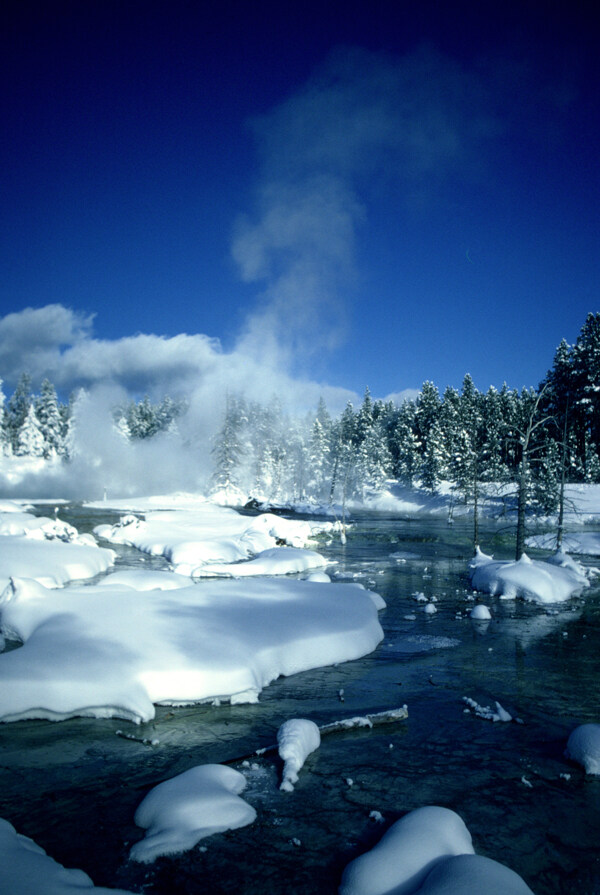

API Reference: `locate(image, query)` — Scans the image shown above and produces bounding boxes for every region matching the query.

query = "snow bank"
[0,537,115,590]
[0,576,384,723]
[565,723,600,774]
[528,531,600,556]
[94,504,331,576]
[339,806,474,895]
[339,806,534,895]
[96,570,194,590]
[469,548,589,604]
[277,719,321,791]
[470,604,492,620]
[130,764,256,863]
[194,546,328,577]
[0,817,134,894]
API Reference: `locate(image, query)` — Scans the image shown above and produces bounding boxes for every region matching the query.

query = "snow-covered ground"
[468,547,591,604]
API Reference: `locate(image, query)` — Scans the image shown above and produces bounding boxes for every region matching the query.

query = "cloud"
[0,305,94,387]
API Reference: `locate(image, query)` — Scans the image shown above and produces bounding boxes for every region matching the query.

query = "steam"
[1,45,498,499]
[233,45,496,367]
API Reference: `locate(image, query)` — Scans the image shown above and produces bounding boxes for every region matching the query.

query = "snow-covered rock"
[469,547,588,604]
[565,723,600,774]
[339,806,474,895]
[277,719,321,791]
[0,576,384,723]
[130,765,256,863]
[0,817,134,894]
[470,604,492,620]
[339,806,534,895]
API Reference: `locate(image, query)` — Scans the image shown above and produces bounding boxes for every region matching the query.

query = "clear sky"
[1,0,599,408]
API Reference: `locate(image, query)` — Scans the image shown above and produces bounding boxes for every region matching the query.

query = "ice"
[339,806,533,895]
[463,696,512,722]
[0,817,134,894]
[0,575,384,723]
[565,723,600,775]
[130,764,256,863]
[277,719,321,791]
[469,547,589,604]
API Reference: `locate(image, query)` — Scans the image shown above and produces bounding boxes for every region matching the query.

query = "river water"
[1,506,599,894]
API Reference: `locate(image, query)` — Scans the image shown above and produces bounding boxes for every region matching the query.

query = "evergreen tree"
[35,379,63,458]
[421,419,447,492]
[16,404,45,457]
[211,395,248,493]
[0,379,9,456]
[5,373,32,453]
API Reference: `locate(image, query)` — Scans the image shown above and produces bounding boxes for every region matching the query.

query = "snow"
[130,764,256,863]
[565,723,600,774]
[469,547,589,604]
[339,806,534,895]
[96,569,194,590]
[277,719,321,791]
[0,817,134,894]
[470,604,492,620]
[339,806,475,895]
[0,537,115,590]
[193,546,328,577]
[463,696,512,723]
[94,503,332,576]
[0,575,384,723]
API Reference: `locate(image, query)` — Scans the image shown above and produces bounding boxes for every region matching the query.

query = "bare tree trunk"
[515,459,528,560]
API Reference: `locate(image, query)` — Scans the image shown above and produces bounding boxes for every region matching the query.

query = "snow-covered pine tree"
[421,419,447,492]
[0,379,9,456]
[211,395,248,495]
[16,403,45,457]
[5,373,32,454]
[35,379,63,458]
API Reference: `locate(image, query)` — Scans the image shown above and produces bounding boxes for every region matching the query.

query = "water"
[1,507,600,893]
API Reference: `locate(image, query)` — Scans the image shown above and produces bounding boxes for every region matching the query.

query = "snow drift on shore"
[469,548,589,604]
[0,574,384,723]
[565,723,600,775]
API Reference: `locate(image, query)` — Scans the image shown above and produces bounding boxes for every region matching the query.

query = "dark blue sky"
[1,0,599,403]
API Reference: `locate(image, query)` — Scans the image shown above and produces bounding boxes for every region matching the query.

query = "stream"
[0,506,599,893]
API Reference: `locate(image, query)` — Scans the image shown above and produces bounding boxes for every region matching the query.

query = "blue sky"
[1,0,598,407]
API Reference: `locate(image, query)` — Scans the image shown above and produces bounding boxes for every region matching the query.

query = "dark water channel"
[1,506,599,893]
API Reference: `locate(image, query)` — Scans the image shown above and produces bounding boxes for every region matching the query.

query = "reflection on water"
[1,507,600,893]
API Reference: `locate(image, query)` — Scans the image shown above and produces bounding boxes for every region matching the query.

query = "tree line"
[0,376,185,460]
[2,313,600,524]
[210,313,600,515]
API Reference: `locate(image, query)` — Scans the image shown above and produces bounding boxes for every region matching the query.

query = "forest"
[2,313,600,516]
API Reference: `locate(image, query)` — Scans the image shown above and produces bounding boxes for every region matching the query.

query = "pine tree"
[35,379,63,458]
[5,373,32,454]
[16,404,45,457]
[211,395,248,493]
[0,379,9,456]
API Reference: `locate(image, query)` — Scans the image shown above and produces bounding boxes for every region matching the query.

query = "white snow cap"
[339,805,534,895]
[0,575,383,723]
[470,604,492,620]
[130,764,256,863]
[277,718,321,791]
[0,817,134,894]
[565,723,600,775]
[469,547,588,604]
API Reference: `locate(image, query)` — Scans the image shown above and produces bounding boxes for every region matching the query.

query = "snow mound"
[339,806,474,895]
[565,723,600,774]
[0,817,134,894]
[339,806,534,895]
[277,719,321,791]
[130,764,256,863]
[469,547,588,604]
[470,604,492,620]
[94,505,329,576]
[0,577,383,723]
[418,853,535,894]
[0,537,115,590]
[194,546,328,578]
[96,570,194,590]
